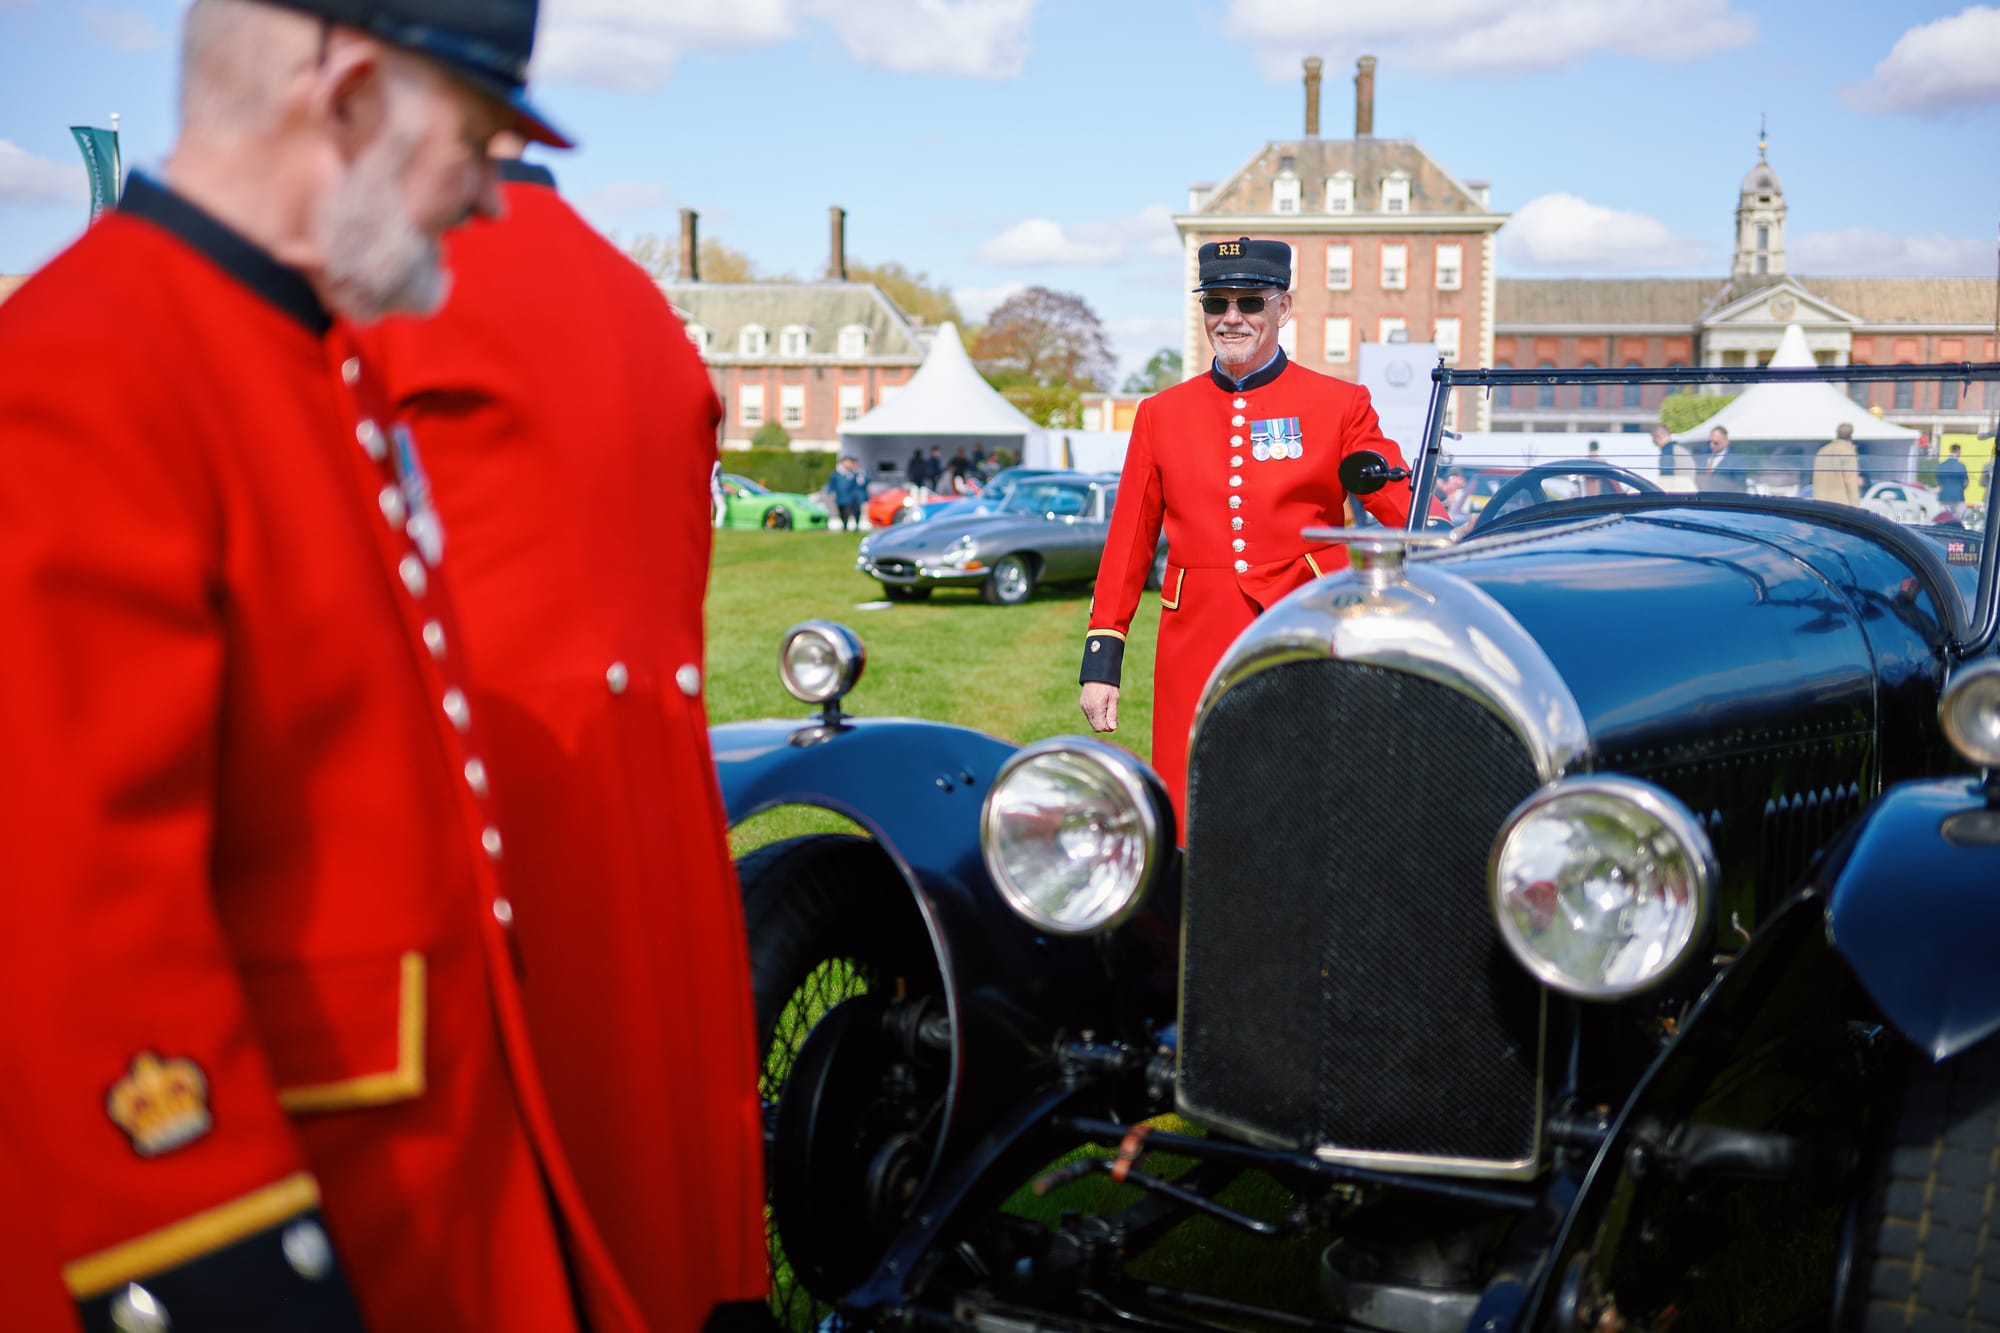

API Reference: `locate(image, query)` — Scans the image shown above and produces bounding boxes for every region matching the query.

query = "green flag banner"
[69,125,121,224]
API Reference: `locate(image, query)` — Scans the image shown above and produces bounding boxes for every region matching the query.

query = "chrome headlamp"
[981,738,1173,935]
[778,621,866,707]
[1940,659,2000,769]
[1489,777,1715,999]
[942,533,981,569]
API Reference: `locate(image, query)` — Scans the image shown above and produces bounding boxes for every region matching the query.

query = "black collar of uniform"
[497,159,557,190]
[1210,347,1288,393]
[119,173,331,335]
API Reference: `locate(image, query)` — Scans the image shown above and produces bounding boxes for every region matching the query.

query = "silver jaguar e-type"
[857,472,1137,605]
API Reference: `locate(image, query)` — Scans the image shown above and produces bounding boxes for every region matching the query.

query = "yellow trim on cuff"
[1085,629,1128,644]
[1159,568,1185,610]
[277,952,426,1114]
[1304,552,1325,579]
[63,1172,320,1298]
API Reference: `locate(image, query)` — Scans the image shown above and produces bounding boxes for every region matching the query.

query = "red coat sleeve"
[0,321,343,1325]
[1081,401,1164,686]
[1339,385,1425,528]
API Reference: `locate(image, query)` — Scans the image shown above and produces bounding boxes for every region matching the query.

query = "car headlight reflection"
[1489,778,1714,999]
[778,621,865,706]
[1940,659,2000,769]
[982,739,1172,935]
[942,534,980,569]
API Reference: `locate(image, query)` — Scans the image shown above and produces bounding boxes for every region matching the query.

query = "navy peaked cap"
[1193,237,1291,291]
[263,0,571,148]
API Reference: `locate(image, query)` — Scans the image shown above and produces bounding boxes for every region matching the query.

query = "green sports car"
[717,473,829,532]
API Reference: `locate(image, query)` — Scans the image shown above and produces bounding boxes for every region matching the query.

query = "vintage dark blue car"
[713,360,2000,1333]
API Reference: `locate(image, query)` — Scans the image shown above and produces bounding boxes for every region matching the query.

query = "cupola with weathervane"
[1732,118,1787,281]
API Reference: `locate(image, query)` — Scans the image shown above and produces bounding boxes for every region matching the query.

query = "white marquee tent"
[1671,323,1921,484]
[839,322,1041,484]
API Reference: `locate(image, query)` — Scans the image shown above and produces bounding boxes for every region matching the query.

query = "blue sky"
[4,0,1998,380]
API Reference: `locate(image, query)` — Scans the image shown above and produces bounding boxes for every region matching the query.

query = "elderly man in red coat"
[1080,238,1424,829]
[359,147,767,1333]
[0,2,665,1330]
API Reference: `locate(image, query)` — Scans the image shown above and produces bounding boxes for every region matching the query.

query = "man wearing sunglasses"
[1079,237,1425,830]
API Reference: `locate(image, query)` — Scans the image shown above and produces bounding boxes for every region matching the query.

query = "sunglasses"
[1200,295,1271,315]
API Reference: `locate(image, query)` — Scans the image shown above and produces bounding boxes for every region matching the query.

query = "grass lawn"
[707,527,1164,854]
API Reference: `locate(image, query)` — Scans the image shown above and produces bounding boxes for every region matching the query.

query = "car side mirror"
[1340,450,1411,496]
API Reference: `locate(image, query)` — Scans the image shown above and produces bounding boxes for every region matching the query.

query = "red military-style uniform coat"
[1082,352,1420,829]
[357,168,767,1333]
[0,176,640,1332]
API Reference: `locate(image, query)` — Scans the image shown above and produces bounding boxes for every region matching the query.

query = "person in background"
[1701,425,1749,494]
[1079,237,1428,829]
[831,454,869,530]
[360,140,768,1333]
[906,445,930,491]
[1937,442,1969,519]
[0,1,650,1328]
[1813,422,1863,506]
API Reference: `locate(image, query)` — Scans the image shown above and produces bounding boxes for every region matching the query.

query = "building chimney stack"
[677,207,699,281]
[1355,55,1376,138]
[828,205,848,281]
[1303,57,1323,137]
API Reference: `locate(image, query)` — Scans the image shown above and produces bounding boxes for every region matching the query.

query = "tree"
[847,260,964,328]
[1659,392,1739,434]
[970,286,1115,394]
[1122,347,1183,394]
[750,421,791,450]
[620,233,766,283]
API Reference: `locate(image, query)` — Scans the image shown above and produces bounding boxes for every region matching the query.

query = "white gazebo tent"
[839,322,1040,485]
[1673,323,1922,487]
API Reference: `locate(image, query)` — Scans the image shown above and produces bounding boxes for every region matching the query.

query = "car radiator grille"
[872,559,918,577]
[1179,658,1546,1168]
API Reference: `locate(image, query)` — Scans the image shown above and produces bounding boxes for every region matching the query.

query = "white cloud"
[535,0,1035,92]
[972,203,1178,268]
[577,179,674,223]
[1792,227,1992,276]
[0,140,87,207]
[1227,0,1754,79]
[86,6,168,51]
[1109,314,1186,382]
[952,281,1024,322]
[1498,192,1709,273]
[1841,6,2000,114]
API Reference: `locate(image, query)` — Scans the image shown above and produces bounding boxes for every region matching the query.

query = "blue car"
[718,358,2000,1333]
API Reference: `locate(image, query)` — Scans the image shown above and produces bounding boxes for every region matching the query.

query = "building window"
[1850,379,1871,407]
[1379,316,1408,344]
[1494,360,1513,408]
[1623,361,1643,408]
[685,323,712,354]
[1325,173,1353,213]
[1381,174,1411,214]
[1381,244,1407,291]
[1325,243,1351,291]
[1579,361,1599,408]
[1894,366,1914,410]
[1756,224,1769,249]
[1272,172,1301,214]
[1537,361,1555,408]
[1435,243,1462,291]
[738,324,768,357]
[1942,378,1959,409]
[739,384,764,426]
[780,384,805,427]
[779,325,812,357]
[837,325,870,358]
[839,384,865,421]
[1324,317,1352,363]
[1434,318,1461,364]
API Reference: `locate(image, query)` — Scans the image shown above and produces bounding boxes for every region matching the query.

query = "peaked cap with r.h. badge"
[1193,236,1292,292]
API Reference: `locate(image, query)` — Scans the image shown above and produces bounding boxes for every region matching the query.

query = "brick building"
[1173,56,1508,434]
[659,207,928,451]
[1490,140,1999,436]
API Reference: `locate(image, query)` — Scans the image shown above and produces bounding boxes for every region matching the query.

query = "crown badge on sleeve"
[107,1052,213,1157]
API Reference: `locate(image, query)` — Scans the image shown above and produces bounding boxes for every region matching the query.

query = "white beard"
[313,116,449,324]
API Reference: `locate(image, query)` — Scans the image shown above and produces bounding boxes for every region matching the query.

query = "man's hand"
[1080,681,1119,733]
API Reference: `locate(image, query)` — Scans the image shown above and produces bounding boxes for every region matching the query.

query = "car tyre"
[1839,1035,2000,1330]
[737,834,943,1330]
[880,583,932,602]
[981,554,1036,606]
[762,506,794,531]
